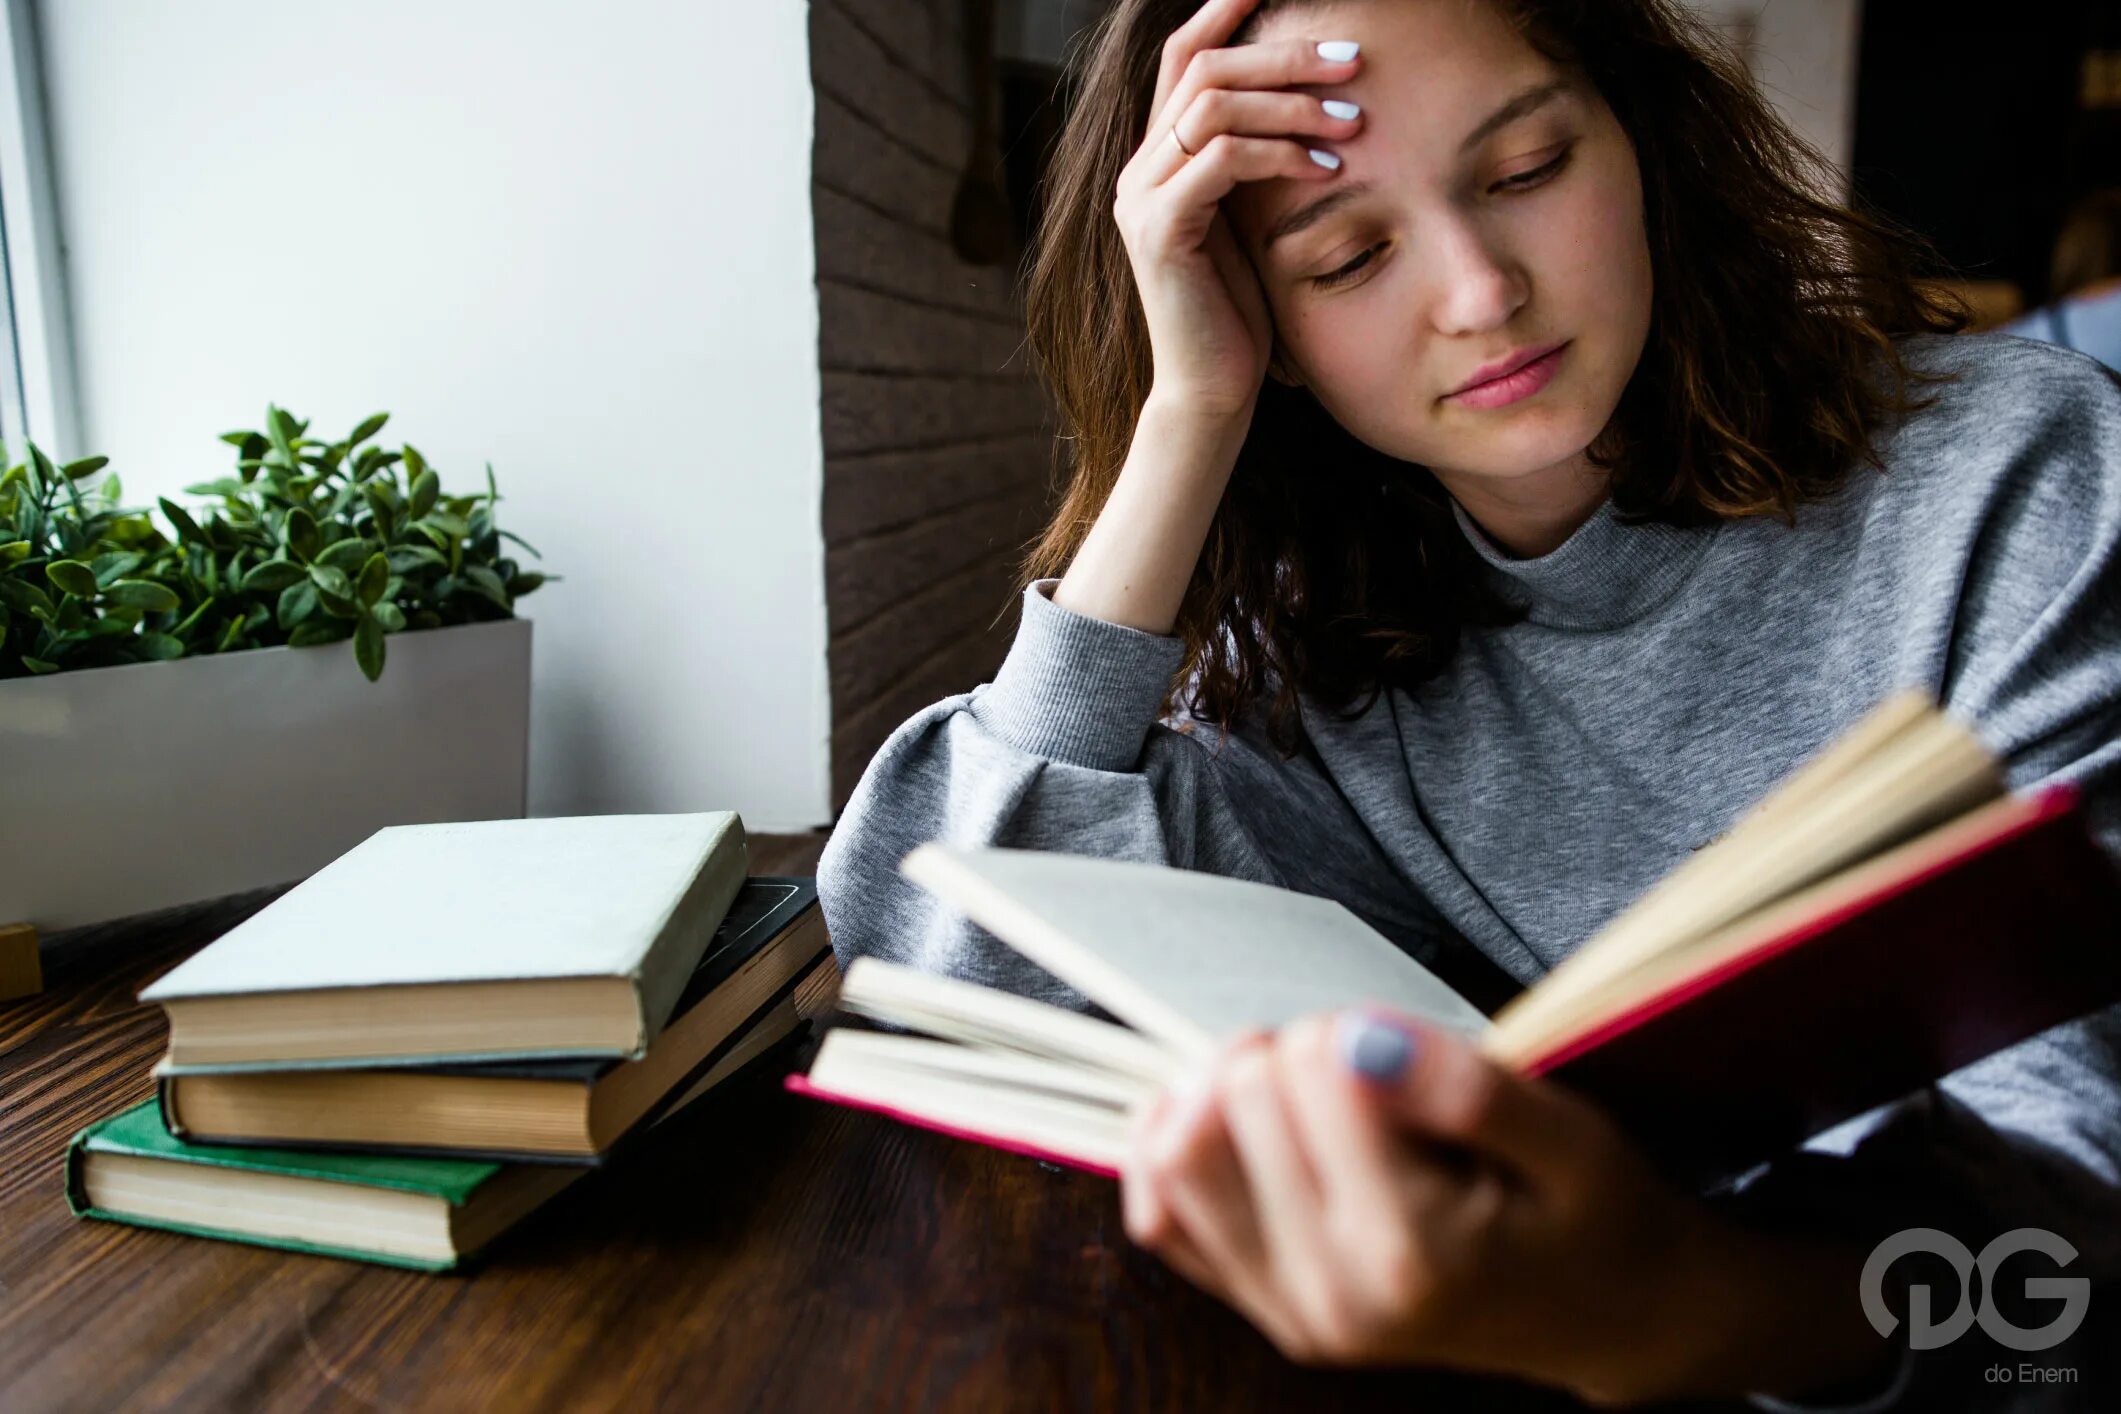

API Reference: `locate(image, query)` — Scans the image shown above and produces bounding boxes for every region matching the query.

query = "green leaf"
[308,564,354,600]
[348,412,389,446]
[403,444,427,483]
[0,539,33,568]
[461,565,512,611]
[316,537,374,574]
[171,598,215,640]
[419,510,469,539]
[22,655,59,673]
[159,497,206,546]
[287,620,349,647]
[356,551,388,606]
[386,544,447,572]
[216,614,249,652]
[104,579,181,612]
[285,505,321,561]
[409,467,439,520]
[45,559,100,597]
[0,577,56,620]
[267,405,301,459]
[353,612,385,681]
[362,484,396,541]
[276,579,318,630]
[239,558,308,593]
[373,601,406,632]
[182,478,252,500]
[61,455,110,481]
[89,551,145,586]
[136,631,185,661]
[505,571,546,595]
[219,430,256,447]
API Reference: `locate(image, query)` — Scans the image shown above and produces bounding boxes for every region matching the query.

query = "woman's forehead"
[1219,25,1578,252]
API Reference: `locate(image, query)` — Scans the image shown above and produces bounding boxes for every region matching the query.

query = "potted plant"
[0,408,559,936]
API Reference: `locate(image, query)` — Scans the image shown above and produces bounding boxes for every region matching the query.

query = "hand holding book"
[1114,1008,1903,1405]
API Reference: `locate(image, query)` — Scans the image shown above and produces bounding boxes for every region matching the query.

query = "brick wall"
[811,0,1059,812]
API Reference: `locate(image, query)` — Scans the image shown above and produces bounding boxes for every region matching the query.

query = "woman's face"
[1222,0,1654,495]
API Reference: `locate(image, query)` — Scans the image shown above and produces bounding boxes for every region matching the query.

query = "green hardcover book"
[65,1099,580,1271]
[66,968,824,1271]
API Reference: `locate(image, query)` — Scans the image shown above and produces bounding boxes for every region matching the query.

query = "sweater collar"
[1447,491,1719,631]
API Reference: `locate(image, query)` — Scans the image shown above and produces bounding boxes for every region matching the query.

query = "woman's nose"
[1427,221,1529,336]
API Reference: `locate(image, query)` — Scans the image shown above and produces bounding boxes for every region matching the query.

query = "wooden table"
[0,837,1664,1411]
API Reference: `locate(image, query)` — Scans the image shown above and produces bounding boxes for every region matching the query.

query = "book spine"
[62,1130,93,1218]
[156,1077,189,1141]
[632,833,751,1052]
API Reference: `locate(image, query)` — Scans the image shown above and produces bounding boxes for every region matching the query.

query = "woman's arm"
[1052,391,1251,634]
[817,574,1446,1011]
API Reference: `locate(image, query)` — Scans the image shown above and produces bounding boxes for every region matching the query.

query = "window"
[0,0,79,462]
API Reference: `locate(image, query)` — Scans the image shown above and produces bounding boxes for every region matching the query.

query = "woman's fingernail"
[1316,40,1360,62]
[1337,1013,1413,1081]
[1307,148,1341,170]
[1321,99,1361,120]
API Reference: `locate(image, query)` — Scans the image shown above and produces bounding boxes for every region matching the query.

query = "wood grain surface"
[0,835,1617,1412]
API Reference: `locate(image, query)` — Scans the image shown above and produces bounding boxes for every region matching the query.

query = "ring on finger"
[1170,121,1196,158]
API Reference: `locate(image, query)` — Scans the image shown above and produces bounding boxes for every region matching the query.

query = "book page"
[901,847,1491,1064]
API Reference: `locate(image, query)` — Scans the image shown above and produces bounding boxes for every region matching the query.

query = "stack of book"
[66,812,837,1270]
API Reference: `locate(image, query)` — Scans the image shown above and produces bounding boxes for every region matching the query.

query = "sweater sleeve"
[1731,346,2121,1411]
[815,578,1449,1012]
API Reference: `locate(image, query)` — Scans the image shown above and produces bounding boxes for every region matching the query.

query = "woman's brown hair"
[1018,0,1970,753]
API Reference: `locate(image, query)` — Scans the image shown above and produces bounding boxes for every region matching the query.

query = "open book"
[788,693,2121,1183]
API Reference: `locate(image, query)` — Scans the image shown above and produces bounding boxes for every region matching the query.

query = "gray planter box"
[0,617,530,933]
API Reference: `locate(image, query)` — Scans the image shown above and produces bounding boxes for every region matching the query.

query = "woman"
[817,0,2121,1406]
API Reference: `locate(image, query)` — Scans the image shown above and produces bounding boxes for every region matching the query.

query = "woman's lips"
[1445,341,1570,410]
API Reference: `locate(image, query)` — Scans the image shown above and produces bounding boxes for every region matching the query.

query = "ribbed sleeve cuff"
[970,578,1188,772]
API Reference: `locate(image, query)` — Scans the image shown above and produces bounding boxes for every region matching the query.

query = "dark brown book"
[163,879,835,1163]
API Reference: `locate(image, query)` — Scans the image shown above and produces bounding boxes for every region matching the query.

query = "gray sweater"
[817,331,2121,1408]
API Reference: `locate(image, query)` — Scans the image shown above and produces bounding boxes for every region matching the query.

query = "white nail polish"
[1308,148,1341,170]
[1322,99,1361,120]
[1316,40,1360,62]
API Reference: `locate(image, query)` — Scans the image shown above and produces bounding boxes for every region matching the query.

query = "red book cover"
[1528,784,2121,1183]
[787,786,2121,1185]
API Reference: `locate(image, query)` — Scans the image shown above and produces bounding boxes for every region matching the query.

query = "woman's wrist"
[1054,391,1252,635]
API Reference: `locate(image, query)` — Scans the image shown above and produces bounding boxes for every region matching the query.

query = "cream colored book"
[144,812,749,1071]
[789,694,2121,1180]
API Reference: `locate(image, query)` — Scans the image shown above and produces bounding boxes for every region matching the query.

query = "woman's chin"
[1415,411,1608,484]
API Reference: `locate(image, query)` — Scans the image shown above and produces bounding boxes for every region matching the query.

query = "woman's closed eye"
[1308,144,1578,291]
[1491,142,1575,195]
[1313,243,1387,290]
